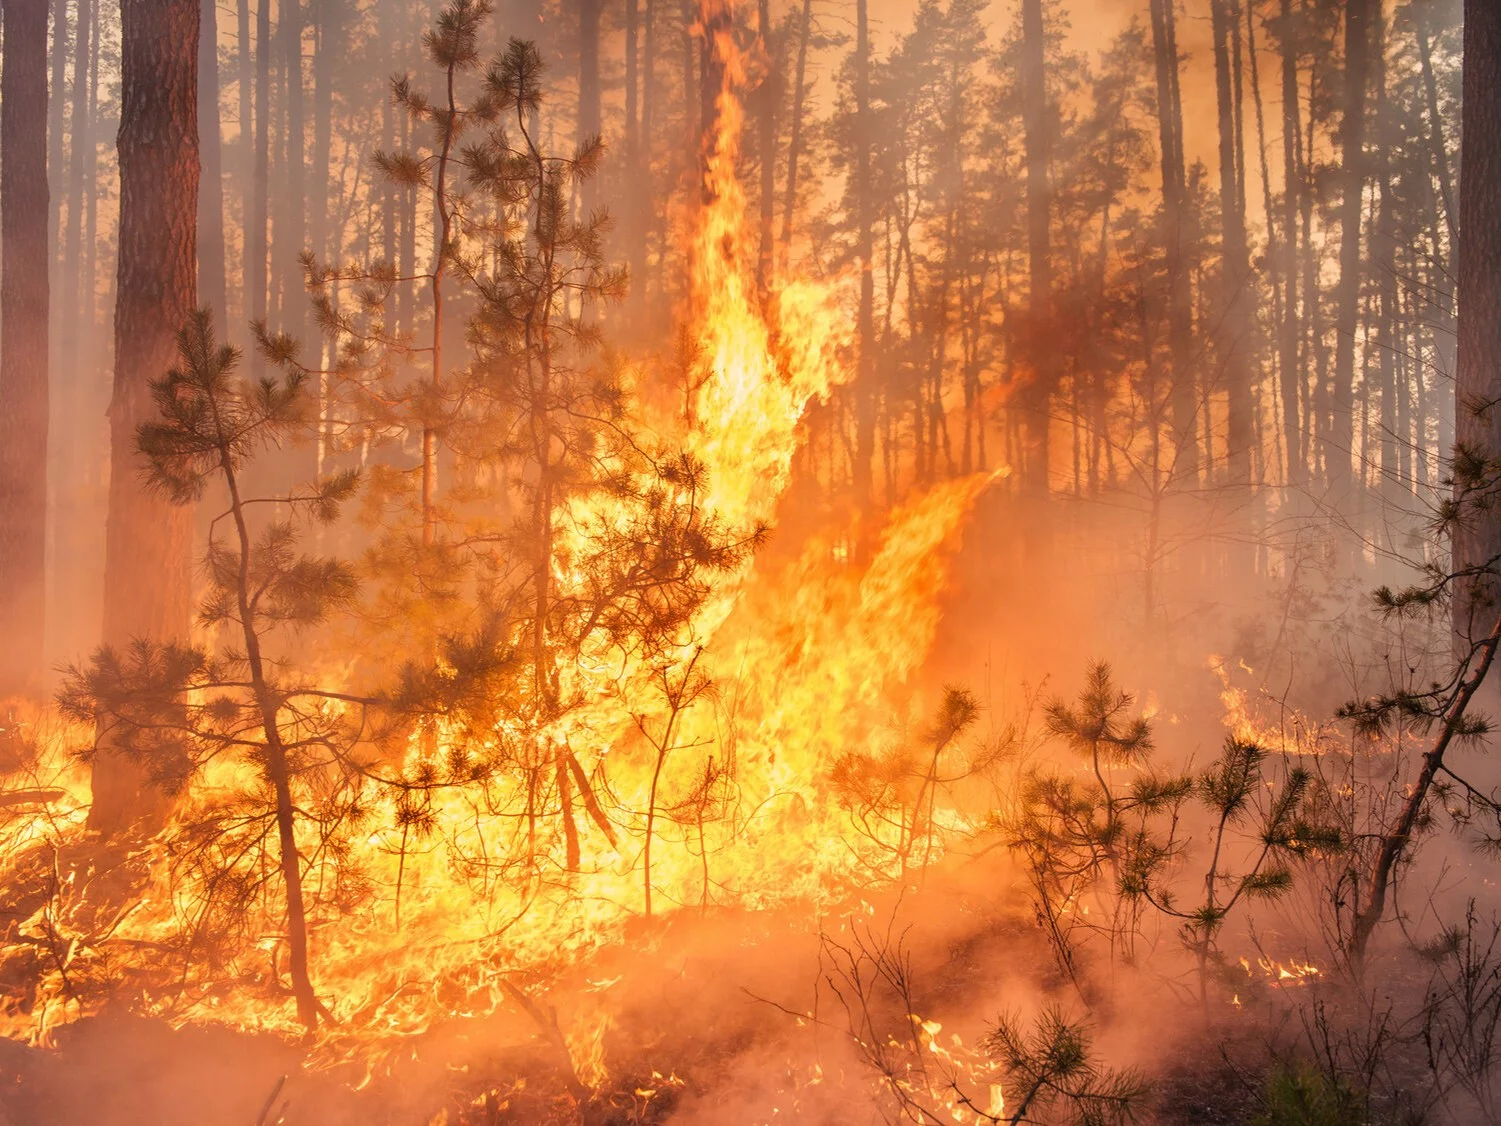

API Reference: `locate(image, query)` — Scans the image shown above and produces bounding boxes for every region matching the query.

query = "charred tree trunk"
[1453,0,1501,641]
[1020,0,1051,496]
[198,0,227,326]
[93,0,200,833]
[0,0,52,692]
[1330,0,1371,498]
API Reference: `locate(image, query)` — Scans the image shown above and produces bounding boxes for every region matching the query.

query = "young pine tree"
[62,312,362,1032]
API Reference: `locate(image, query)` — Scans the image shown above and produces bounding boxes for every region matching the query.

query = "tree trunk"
[0,0,52,692]
[625,0,641,310]
[852,0,876,512]
[93,0,200,833]
[639,0,656,310]
[1149,0,1197,482]
[198,0,227,325]
[250,0,270,373]
[236,0,251,322]
[779,0,811,271]
[1020,0,1051,496]
[46,0,67,280]
[1276,0,1303,486]
[578,0,602,214]
[1330,0,1371,498]
[54,0,93,660]
[312,0,335,260]
[755,0,775,294]
[1371,2,1398,499]
[1211,0,1254,487]
[278,0,304,330]
[1453,0,1501,641]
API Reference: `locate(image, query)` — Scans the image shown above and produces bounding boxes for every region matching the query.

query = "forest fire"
[0,0,998,1088]
[1,0,1500,1121]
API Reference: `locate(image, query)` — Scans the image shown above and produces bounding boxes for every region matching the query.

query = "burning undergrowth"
[0,1,1495,1123]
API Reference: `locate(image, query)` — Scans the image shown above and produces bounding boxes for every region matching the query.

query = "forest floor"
[0,851,1375,1126]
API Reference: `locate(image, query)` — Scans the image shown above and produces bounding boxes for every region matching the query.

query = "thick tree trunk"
[0,0,52,692]
[1453,0,1501,641]
[1330,0,1371,497]
[1020,0,1051,495]
[93,0,199,833]
[198,0,227,325]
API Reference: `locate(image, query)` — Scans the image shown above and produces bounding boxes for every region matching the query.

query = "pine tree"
[64,311,362,1032]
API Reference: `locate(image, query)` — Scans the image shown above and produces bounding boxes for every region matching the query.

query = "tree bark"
[0,0,52,692]
[93,0,200,833]
[1453,0,1501,641]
